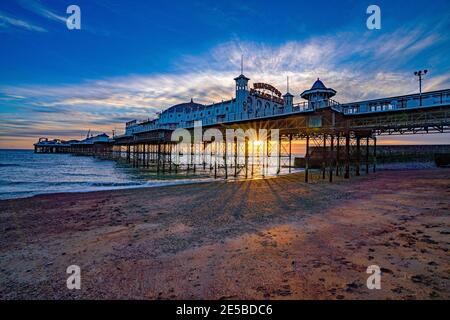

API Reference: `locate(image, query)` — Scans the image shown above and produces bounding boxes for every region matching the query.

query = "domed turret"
[300,78,336,109]
[311,78,327,90]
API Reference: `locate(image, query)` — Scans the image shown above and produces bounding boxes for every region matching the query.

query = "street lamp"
[414,69,428,106]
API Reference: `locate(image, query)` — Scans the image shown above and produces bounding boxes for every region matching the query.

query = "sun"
[253,140,264,147]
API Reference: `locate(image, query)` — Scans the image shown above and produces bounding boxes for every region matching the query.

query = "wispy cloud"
[0,0,71,33]
[17,0,66,23]
[0,10,46,32]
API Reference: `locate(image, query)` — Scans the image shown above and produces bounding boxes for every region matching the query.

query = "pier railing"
[340,89,450,115]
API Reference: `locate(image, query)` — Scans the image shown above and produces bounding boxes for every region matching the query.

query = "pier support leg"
[322,134,326,179]
[251,140,254,177]
[169,144,173,173]
[224,141,228,179]
[366,137,369,174]
[234,138,238,178]
[152,144,155,164]
[203,142,206,170]
[162,144,166,173]
[277,135,281,175]
[260,134,264,177]
[265,133,270,177]
[186,142,190,173]
[345,134,350,179]
[174,143,178,174]
[305,135,310,183]
[336,134,340,176]
[143,144,146,168]
[157,143,161,174]
[136,145,139,166]
[214,142,218,179]
[245,137,249,178]
[210,143,213,171]
[134,144,138,168]
[148,144,151,168]
[192,143,196,173]
[356,137,361,176]
[149,144,152,164]
[131,145,134,167]
[373,137,377,173]
[144,144,147,168]
[288,134,292,174]
[137,144,140,168]
[329,135,334,183]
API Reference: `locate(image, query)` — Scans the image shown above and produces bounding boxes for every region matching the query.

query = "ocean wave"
[0,163,20,167]
[87,181,144,187]
[0,180,138,187]
[0,178,216,200]
[0,180,29,186]
[64,172,103,177]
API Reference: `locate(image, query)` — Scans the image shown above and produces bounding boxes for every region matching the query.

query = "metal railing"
[341,89,450,115]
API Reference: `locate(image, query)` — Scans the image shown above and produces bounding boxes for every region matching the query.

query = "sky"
[0,0,449,149]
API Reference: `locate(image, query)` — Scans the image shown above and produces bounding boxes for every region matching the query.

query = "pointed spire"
[283,76,294,98]
[234,55,250,82]
[241,54,244,75]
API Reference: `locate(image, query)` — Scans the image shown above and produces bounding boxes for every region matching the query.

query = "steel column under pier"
[345,134,350,179]
[329,135,334,183]
[373,137,377,173]
[356,137,361,176]
[305,135,310,183]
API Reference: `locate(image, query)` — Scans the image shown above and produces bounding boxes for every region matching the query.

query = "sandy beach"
[0,169,449,300]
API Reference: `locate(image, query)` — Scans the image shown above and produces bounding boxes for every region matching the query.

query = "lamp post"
[414,69,428,106]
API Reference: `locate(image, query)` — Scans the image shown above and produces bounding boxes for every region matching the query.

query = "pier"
[34,75,450,183]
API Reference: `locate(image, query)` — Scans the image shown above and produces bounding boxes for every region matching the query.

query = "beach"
[0,168,449,300]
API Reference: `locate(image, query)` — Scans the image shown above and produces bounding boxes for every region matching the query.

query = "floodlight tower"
[414,69,428,106]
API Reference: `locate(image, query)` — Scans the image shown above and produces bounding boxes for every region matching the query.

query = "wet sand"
[0,169,449,299]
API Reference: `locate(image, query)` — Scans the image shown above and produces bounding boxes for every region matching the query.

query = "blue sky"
[0,0,449,148]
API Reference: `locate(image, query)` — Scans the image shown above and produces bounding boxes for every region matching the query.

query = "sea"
[0,149,301,200]
[0,149,216,200]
